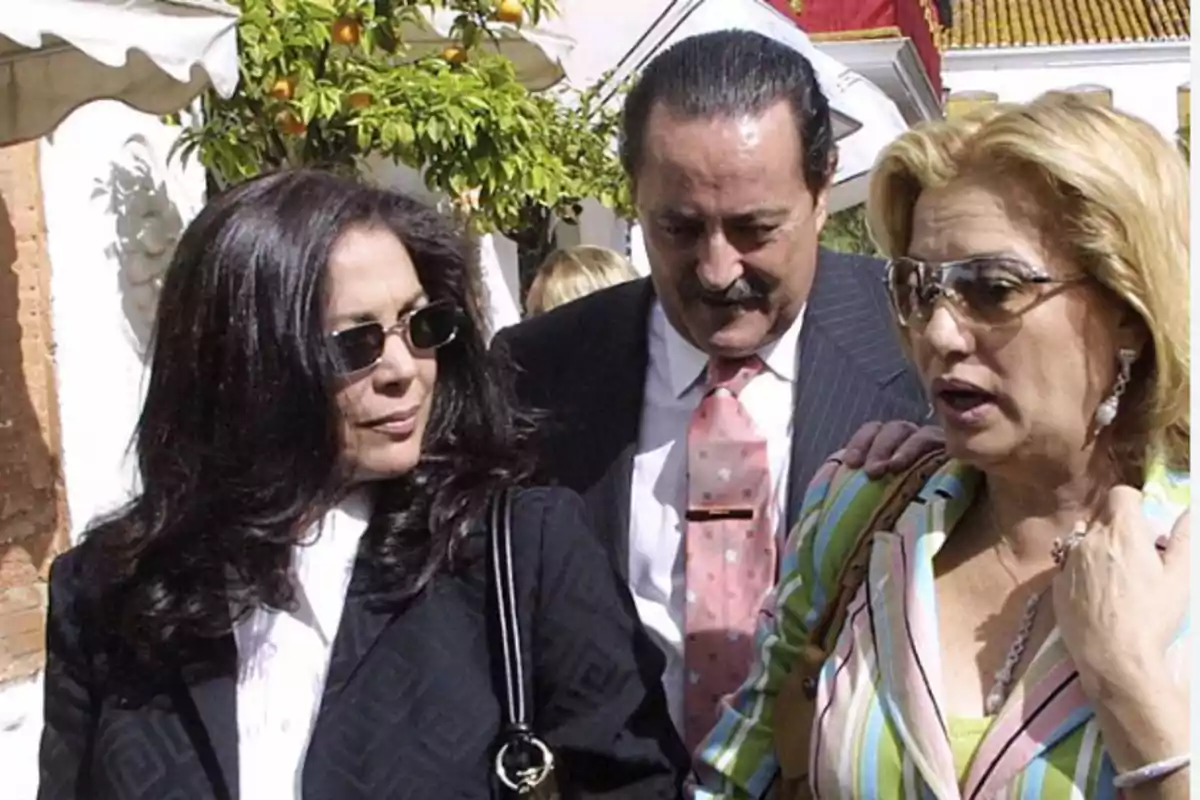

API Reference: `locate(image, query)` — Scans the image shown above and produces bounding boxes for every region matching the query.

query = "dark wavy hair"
[84,169,534,670]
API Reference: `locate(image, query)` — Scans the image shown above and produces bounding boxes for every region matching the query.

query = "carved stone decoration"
[93,131,202,357]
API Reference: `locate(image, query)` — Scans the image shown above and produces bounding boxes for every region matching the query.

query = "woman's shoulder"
[509,485,587,520]
[42,533,119,670]
[498,485,610,571]
[789,451,973,581]
[506,485,593,545]
[47,533,109,604]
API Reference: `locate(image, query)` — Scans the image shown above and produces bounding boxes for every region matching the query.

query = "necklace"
[983,589,1044,715]
[982,521,1088,715]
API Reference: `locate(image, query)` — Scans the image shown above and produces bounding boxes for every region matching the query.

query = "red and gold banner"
[766,0,944,96]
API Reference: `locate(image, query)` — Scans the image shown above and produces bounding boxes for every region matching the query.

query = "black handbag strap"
[490,487,528,728]
[488,488,555,795]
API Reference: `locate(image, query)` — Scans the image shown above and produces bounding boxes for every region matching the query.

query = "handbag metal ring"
[495,736,556,792]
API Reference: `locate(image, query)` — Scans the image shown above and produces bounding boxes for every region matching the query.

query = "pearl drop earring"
[1094,347,1136,429]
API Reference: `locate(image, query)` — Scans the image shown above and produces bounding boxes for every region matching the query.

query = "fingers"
[884,425,946,473]
[1103,485,1144,524]
[840,421,883,468]
[860,421,919,478]
[1096,485,1149,550]
[1098,488,1188,576]
[842,421,946,478]
[1163,508,1191,576]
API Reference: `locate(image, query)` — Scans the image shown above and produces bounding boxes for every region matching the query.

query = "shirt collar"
[294,488,372,641]
[655,300,806,399]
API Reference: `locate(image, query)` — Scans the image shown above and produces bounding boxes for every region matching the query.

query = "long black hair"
[85,169,534,670]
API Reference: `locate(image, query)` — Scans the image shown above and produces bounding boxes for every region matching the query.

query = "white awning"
[401,10,575,91]
[0,0,240,147]
[542,0,927,210]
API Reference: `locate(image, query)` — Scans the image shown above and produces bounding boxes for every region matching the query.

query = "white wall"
[40,103,207,542]
[0,673,42,800]
[943,45,1190,140]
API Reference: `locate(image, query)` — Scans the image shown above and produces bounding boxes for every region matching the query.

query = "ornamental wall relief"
[93,132,203,357]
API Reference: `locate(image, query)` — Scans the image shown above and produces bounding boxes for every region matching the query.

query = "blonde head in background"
[867,90,1188,477]
[525,245,641,316]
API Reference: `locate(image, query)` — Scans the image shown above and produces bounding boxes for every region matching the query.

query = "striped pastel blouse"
[694,454,1190,800]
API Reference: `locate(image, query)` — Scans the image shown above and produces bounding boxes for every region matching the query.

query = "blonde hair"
[868,91,1189,472]
[524,246,640,315]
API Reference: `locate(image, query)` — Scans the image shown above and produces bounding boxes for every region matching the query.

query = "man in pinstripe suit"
[492,30,937,741]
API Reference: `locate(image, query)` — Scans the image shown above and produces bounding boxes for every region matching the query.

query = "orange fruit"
[494,0,523,24]
[268,77,296,100]
[346,91,373,109]
[331,17,362,46]
[442,45,468,64]
[275,110,307,136]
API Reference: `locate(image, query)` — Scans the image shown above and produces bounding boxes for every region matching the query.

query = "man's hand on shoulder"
[841,420,945,479]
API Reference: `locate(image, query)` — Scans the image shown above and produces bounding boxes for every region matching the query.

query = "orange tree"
[174,0,631,285]
[819,204,879,257]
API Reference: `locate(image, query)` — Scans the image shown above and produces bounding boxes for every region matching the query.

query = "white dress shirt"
[628,301,803,732]
[233,490,371,799]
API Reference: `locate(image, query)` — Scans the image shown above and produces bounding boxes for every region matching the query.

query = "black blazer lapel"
[180,635,239,800]
[321,573,406,698]
[786,249,929,527]
[577,279,653,579]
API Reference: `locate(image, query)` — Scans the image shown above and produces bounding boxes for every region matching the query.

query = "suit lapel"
[180,635,239,800]
[787,249,923,527]
[579,279,652,579]
[176,566,405,799]
[322,569,406,697]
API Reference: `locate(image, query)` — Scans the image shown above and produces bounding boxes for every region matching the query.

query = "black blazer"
[492,249,930,574]
[37,488,689,799]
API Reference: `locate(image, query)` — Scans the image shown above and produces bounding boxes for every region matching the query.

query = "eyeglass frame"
[883,254,1090,330]
[327,299,462,376]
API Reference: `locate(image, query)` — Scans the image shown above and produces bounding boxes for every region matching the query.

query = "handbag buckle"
[495,732,556,793]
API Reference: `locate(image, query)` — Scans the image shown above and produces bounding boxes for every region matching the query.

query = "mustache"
[682,272,773,304]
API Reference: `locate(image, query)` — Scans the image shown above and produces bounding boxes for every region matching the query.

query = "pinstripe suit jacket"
[695,456,1191,800]
[492,248,930,575]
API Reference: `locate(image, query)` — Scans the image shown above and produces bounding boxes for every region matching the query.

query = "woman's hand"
[1052,487,1189,691]
[1052,486,1190,794]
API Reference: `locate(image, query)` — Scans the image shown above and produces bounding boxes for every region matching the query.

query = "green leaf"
[194,0,633,234]
[819,204,879,256]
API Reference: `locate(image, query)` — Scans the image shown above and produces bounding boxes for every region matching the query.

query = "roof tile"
[944,0,1191,48]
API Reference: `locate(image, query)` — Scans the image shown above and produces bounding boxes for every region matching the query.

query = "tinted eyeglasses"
[885,255,1088,329]
[329,301,461,375]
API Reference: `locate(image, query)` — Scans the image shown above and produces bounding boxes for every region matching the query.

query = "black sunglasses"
[329,301,461,374]
[885,255,1088,329]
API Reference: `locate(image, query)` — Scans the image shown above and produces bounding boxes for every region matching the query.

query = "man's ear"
[812,149,839,232]
[813,184,831,233]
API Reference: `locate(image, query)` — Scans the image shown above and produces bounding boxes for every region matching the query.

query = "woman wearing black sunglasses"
[37,169,688,799]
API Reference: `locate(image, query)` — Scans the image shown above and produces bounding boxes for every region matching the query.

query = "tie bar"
[685,507,755,522]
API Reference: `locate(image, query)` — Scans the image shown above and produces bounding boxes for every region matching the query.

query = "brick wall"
[0,143,68,683]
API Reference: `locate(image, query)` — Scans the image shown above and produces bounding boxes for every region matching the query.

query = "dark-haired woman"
[37,169,688,800]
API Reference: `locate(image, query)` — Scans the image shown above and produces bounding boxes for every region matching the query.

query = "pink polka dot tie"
[682,356,776,752]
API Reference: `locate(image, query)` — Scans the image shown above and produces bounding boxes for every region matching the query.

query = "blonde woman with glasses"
[694,92,1190,800]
